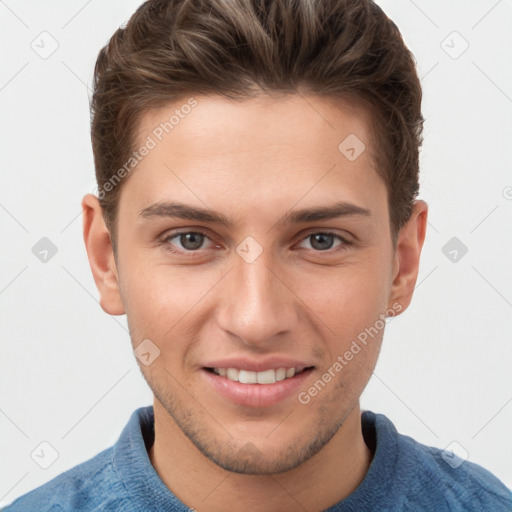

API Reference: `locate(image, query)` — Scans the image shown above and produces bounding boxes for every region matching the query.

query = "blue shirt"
[3,406,511,511]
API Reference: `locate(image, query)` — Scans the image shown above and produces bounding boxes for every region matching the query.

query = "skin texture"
[82,93,428,512]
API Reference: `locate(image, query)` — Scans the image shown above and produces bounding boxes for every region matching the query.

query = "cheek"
[119,260,218,345]
[296,256,391,340]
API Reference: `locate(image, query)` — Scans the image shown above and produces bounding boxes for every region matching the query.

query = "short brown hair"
[91,0,423,250]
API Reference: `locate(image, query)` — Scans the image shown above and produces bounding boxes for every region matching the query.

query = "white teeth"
[286,368,296,378]
[257,369,276,384]
[213,367,304,384]
[239,370,257,384]
[226,368,239,381]
[275,368,286,381]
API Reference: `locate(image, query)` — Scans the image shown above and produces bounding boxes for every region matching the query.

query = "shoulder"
[1,446,131,512]
[397,428,512,511]
[360,411,512,511]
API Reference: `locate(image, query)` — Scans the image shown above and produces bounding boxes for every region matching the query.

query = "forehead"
[137,93,375,163]
[120,93,386,223]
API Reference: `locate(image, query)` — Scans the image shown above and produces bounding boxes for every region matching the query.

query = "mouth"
[205,366,312,384]
[202,365,315,407]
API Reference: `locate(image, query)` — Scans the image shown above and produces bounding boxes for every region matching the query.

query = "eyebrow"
[138,200,371,227]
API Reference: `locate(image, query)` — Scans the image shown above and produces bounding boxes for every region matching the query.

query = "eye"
[297,232,350,252]
[163,231,216,253]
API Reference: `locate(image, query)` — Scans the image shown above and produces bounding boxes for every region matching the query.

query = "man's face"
[114,94,399,474]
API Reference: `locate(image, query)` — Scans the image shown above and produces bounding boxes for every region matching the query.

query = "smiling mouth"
[205,366,314,384]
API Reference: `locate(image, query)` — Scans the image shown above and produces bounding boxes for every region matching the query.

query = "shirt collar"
[113,406,402,511]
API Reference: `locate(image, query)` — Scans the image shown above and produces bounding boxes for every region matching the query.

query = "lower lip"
[202,368,314,408]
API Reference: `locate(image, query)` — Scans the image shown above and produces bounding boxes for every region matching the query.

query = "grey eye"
[297,232,345,252]
[176,232,205,250]
[309,233,336,251]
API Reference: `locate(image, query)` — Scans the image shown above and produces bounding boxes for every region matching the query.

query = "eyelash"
[160,230,352,256]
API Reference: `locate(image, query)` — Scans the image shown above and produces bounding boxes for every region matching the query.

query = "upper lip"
[202,357,314,373]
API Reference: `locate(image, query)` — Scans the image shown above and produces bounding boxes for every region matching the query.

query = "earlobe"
[82,194,125,316]
[388,200,428,314]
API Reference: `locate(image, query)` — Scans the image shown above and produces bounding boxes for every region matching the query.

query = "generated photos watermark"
[93,97,198,200]
[298,301,403,405]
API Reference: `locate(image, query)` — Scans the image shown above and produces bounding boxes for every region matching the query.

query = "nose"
[216,248,299,348]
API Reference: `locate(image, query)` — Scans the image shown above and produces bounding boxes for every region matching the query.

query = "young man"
[4,0,511,510]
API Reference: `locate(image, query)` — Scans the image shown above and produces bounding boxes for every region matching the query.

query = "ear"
[388,200,428,313]
[82,194,125,315]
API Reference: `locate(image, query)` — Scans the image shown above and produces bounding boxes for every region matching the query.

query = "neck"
[148,400,373,512]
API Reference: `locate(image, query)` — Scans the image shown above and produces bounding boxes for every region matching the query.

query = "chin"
[149,373,350,475]
[194,439,317,475]
[176,411,345,475]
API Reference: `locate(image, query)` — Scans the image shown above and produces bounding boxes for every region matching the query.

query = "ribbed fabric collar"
[326,409,403,511]
[113,406,400,511]
[113,406,189,511]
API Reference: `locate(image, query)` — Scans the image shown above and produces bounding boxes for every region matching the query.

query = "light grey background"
[1,0,511,506]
